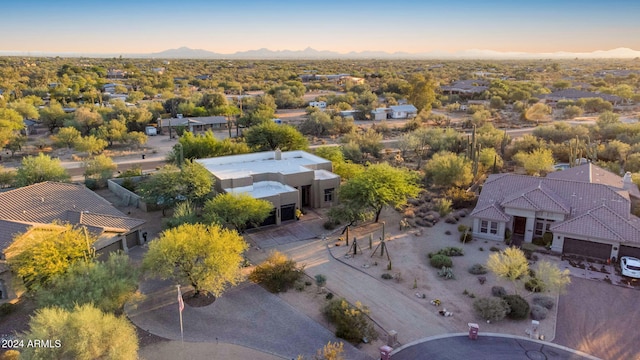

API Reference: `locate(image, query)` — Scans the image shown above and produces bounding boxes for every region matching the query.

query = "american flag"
[178,286,184,313]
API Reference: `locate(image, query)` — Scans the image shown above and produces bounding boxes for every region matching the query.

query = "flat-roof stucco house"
[196,150,340,226]
[470,163,640,260]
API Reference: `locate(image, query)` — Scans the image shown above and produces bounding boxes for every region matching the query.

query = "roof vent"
[41,197,44,202]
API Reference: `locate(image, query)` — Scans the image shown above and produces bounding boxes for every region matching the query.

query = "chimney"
[275,148,282,160]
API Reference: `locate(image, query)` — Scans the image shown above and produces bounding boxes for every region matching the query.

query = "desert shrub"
[491,286,507,297]
[430,254,453,268]
[323,298,378,343]
[503,294,530,320]
[429,247,464,258]
[525,278,546,293]
[249,251,303,293]
[473,297,510,322]
[489,246,500,252]
[326,293,334,300]
[457,224,469,233]
[437,266,455,279]
[381,273,393,280]
[434,198,453,216]
[504,228,512,244]
[460,232,473,243]
[315,274,327,287]
[0,303,14,317]
[530,304,548,320]
[532,295,555,310]
[542,232,553,246]
[305,280,312,286]
[445,230,452,235]
[323,220,339,230]
[445,187,477,208]
[468,264,488,275]
[294,280,306,291]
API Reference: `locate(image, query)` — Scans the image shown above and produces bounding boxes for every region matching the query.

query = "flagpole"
[177,285,184,346]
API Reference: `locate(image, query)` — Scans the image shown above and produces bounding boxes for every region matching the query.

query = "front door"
[513,216,526,235]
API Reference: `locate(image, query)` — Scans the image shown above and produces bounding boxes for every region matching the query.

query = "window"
[534,219,555,237]
[480,220,498,235]
[480,220,489,233]
[324,188,334,202]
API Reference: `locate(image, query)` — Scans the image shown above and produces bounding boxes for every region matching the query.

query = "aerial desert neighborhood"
[2,1,640,360]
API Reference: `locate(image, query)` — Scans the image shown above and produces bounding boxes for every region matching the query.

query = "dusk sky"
[2,0,639,55]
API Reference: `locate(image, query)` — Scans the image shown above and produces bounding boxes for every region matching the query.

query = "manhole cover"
[526,350,547,360]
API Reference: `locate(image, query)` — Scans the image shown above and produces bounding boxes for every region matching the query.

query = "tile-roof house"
[0,182,146,302]
[0,182,145,261]
[470,163,640,260]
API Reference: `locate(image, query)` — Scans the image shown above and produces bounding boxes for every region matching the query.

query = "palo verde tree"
[244,121,308,151]
[21,304,138,360]
[6,224,96,291]
[204,192,272,233]
[487,247,570,296]
[143,223,248,297]
[35,253,139,313]
[14,153,70,187]
[338,162,420,222]
[486,247,529,295]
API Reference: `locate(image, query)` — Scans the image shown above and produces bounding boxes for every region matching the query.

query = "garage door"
[96,240,123,261]
[126,231,139,248]
[619,245,640,259]
[563,238,611,259]
[280,204,296,222]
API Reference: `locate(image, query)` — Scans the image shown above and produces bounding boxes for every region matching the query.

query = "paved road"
[392,334,600,360]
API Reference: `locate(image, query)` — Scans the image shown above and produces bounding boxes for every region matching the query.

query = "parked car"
[620,256,640,278]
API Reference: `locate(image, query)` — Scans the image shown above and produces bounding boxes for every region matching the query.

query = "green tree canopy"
[21,304,138,360]
[6,224,96,290]
[244,122,308,151]
[14,153,70,187]
[339,163,420,222]
[36,253,139,312]
[486,247,529,295]
[143,223,248,297]
[513,148,555,176]
[52,126,81,148]
[73,134,108,156]
[408,74,436,113]
[84,154,117,188]
[204,192,272,233]
[137,162,214,210]
[424,151,473,188]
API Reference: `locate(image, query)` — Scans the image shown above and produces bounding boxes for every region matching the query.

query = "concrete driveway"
[127,280,371,360]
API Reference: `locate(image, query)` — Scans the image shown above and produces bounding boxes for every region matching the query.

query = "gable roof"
[470,203,510,222]
[500,183,570,214]
[547,163,640,198]
[0,182,144,252]
[550,205,640,244]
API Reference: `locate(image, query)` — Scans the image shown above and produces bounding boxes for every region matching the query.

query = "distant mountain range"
[2,46,640,60]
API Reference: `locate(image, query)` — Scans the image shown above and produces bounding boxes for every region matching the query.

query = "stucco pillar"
[551,234,564,253]
[524,217,535,243]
